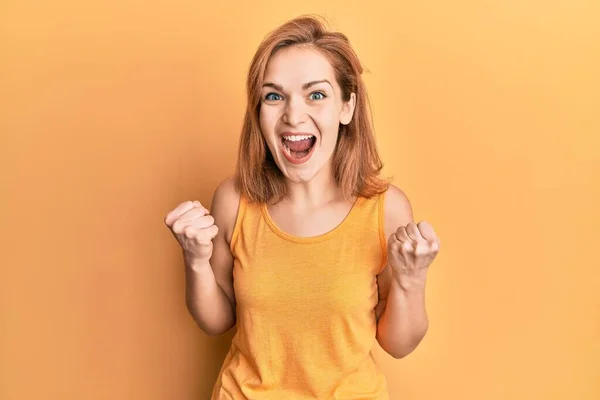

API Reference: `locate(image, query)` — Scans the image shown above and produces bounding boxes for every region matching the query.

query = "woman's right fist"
[164,200,219,263]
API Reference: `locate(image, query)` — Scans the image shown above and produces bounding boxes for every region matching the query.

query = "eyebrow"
[262,79,333,91]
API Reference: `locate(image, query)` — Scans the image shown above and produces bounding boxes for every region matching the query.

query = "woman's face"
[259,46,356,184]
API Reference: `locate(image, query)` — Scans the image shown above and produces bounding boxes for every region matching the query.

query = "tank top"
[211,192,389,399]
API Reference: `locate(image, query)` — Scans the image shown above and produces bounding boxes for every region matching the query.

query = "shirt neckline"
[260,196,362,244]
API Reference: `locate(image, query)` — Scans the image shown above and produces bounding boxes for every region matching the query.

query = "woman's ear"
[340,92,356,125]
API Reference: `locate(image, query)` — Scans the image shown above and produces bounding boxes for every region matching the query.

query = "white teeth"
[282,135,314,141]
[283,142,292,156]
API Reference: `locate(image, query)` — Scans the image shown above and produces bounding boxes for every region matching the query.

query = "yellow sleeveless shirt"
[211,192,389,399]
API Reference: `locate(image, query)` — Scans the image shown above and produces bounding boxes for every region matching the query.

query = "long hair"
[235,15,390,204]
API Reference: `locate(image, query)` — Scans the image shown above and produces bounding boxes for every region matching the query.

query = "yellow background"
[1,1,598,399]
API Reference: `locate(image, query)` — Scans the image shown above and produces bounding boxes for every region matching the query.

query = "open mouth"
[280,134,317,164]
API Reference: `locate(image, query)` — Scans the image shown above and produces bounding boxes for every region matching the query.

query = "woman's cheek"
[318,104,339,127]
[260,110,277,136]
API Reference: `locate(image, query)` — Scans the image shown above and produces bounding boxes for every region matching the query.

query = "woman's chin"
[279,158,333,184]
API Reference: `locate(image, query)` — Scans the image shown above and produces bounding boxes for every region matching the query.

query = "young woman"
[165,15,440,399]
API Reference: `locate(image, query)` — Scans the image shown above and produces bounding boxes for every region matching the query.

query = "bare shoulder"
[210,175,241,244]
[383,184,414,238]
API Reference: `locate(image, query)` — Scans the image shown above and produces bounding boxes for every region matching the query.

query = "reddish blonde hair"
[235,15,390,204]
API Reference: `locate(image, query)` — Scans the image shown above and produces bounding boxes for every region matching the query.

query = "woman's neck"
[283,165,343,210]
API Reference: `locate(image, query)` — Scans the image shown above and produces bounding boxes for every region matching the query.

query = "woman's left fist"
[387,221,440,291]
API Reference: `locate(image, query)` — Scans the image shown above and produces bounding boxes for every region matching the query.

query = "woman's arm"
[375,185,429,359]
[182,177,240,336]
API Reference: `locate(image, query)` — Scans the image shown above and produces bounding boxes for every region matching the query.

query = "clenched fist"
[388,221,440,291]
[164,200,219,263]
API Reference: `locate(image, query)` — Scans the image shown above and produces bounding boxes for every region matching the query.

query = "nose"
[282,96,308,126]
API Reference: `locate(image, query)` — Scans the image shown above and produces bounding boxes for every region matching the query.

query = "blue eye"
[310,91,326,100]
[265,93,282,101]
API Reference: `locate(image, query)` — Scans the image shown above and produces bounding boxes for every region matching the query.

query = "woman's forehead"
[263,46,336,88]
